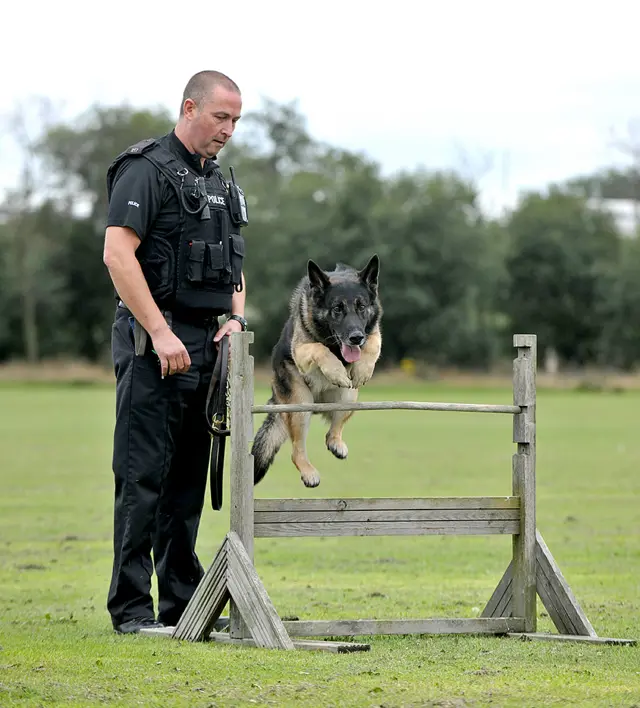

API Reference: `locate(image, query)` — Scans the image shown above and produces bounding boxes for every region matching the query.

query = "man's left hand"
[213,317,244,344]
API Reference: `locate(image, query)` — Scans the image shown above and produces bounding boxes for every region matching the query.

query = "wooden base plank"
[508,633,637,646]
[208,632,370,653]
[283,617,525,637]
[140,626,636,648]
[138,627,370,652]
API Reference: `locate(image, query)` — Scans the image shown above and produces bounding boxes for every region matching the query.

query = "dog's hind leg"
[323,387,358,460]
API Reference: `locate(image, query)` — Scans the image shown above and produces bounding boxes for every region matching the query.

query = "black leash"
[205,334,230,511]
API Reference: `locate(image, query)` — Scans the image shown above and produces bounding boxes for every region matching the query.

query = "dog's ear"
[307,259,331,291]
[358,254,380,291]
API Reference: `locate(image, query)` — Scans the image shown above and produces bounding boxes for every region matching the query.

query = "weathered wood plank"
[511,454,536,631]
[177,541,229,641]
[227,532,294,650]
[229,331,255,640]
[283,618,526,637]
[252,400,521,415]
[207,632,371,652]
[178,561,226,641]
[511,452,536,631]
[254,497,520,512]
[508,633,636,646]
[254,509,520,524]
[481,560,513,618]
[139,627,370,651]
[535,530,597,637]
[255,520,520,537]
[511,335,537,634]
[535,562,573,635]
[140,626,637,647]
[512,359,535,408]
[172,537,228,641]
[180,560,229,641]
[513,334,537,348]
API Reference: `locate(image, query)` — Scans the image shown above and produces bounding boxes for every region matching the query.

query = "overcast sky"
[2,0,640,216]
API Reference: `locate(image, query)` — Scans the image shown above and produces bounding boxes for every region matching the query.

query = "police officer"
[103,70,248,634]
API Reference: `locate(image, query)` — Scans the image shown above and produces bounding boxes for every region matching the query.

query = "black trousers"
[107,305,219,628]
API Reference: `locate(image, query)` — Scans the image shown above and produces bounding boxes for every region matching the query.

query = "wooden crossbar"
[254,496,521,538]
[252,400,522,415]
[255,497,520,511]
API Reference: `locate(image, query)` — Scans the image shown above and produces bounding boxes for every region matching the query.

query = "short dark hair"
[180,71,241,115]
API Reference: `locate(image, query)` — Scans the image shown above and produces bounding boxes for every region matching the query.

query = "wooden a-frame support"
[142,333,636,650]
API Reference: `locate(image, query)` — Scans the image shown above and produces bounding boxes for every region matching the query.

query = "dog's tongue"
[341,344,361,363]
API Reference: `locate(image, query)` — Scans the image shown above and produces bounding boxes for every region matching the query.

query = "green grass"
[0,380,638,707]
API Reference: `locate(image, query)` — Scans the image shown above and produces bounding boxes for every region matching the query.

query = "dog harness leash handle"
[206,335,230,511]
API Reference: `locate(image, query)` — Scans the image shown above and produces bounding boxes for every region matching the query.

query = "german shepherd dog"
[252,254,382,488]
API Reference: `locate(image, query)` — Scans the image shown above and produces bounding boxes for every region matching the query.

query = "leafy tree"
[505,188,621,365]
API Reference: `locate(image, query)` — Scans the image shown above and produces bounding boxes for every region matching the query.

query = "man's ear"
[307,259,331,291]
[358,254,380,291]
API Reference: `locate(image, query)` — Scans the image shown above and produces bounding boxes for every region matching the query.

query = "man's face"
[185,86,242,158]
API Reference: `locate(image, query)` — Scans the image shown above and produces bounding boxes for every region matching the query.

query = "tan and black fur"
[252,254,382,488]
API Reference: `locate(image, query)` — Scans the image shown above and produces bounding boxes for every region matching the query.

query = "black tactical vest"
[106,136,246,315]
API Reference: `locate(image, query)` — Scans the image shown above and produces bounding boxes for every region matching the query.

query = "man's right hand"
[150,326,191,378]
[103,226,192,378]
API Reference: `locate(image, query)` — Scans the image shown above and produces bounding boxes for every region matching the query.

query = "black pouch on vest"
[230,233,245,290]
[187,240,206,283]
[205,242,226,283]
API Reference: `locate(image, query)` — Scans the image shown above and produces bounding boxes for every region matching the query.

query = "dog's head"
[306,254,381,364]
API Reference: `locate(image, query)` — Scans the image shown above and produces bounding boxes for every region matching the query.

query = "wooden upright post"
[229,331,256,639]
[511,334,537,633]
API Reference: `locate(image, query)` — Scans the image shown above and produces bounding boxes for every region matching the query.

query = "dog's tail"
[252,394,288,485]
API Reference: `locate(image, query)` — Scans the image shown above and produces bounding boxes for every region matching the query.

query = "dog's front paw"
[350,363,376,389]
[300,466,321,487]
[320,361,352,389]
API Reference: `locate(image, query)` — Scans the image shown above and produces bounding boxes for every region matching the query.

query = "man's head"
[176,70,242,159]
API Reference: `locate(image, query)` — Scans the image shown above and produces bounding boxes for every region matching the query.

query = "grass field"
[0,378,638,707]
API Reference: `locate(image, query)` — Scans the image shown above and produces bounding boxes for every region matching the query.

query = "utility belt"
[117,300,219,355]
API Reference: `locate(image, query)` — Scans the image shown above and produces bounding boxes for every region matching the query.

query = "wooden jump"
[142,333,636,651]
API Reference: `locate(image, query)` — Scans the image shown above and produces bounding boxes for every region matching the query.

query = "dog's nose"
[348,332,366,346]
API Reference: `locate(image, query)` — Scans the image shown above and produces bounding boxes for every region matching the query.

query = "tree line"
[1,98,639,371]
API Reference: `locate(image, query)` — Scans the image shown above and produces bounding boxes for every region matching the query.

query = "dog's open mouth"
[341,343,362,363]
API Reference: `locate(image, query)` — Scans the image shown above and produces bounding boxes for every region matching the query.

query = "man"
[103,70,248,634]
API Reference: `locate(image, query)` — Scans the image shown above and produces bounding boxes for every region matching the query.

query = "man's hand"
[213,317,243,345]
[150,325,191,378]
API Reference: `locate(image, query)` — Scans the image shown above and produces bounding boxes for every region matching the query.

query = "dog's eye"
[331,305,342,316]
[355,301,366,312]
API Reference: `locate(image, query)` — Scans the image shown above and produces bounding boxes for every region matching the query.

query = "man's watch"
[228,314,248,331]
